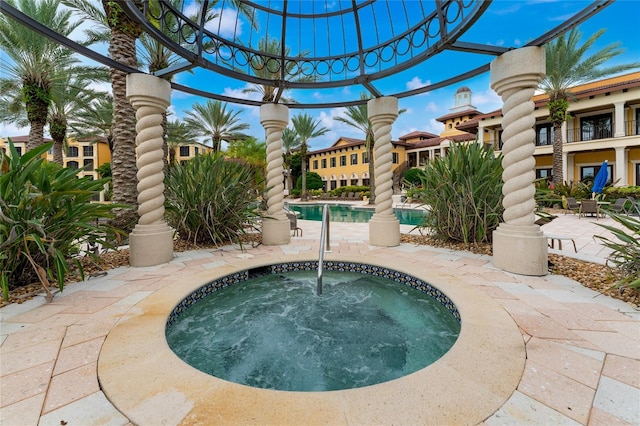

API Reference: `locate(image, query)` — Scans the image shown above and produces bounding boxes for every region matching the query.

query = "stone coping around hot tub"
[98,252,525,426]
[166,260,460,328]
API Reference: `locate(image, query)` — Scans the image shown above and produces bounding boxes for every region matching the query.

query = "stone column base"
[129,223,174,267]
[369,214,400,247]
[492,223,548,276]
[262,217,291,245]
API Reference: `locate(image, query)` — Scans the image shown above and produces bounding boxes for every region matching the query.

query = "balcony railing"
[567,123,613,143]
[625,120,639,136]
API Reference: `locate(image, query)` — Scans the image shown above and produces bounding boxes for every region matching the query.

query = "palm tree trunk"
[108,29,139,231]
[552,122,563,186]
[301,142,308,201]
[27,121,46,152]
[50,117,66,165]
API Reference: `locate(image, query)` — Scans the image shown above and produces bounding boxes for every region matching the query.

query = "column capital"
[490,47,545,95]
[260,103,289,127]
[367,96,398,121]
[126,73,171,109]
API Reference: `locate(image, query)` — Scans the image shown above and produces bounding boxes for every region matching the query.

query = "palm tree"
[281,127,300,192]
[183,100,250,152]
[541,27,640,186]
[0,0,82,151]
[166,119,198,167]
[291,113,329,201]
[243,37,314,103]
[68,93,114,152]
[335,94,406,204]
[334,94,376,203]
[48,68,110,165]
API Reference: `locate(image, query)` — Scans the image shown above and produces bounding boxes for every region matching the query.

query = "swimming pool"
[286,203,427,226]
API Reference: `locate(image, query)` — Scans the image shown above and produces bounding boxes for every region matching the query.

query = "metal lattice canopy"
[1,0,612,108]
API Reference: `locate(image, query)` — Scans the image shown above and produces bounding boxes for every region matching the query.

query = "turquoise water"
[166,270,460,392]
[287,203,427,226]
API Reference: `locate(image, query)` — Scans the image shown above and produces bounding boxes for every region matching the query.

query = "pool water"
[286,203,427,226]
[166,270,460,392]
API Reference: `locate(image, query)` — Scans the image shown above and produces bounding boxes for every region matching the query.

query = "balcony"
[567,123,613,143]
[625,120,639,136]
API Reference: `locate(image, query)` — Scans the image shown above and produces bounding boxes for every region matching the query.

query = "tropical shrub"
[551,180,590,199]
[165,153,263,246]
[403,168,422,186]
[296,172,324,191]
[0,140,126,301]
[603,186,640,201]
[331,185,369,197]
[413,142,504,244]
[594,205,640,289]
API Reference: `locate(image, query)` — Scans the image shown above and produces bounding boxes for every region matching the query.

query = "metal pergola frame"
[0,0,612,109]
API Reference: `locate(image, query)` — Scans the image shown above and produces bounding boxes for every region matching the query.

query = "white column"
[126,73,174,267]
[490,47,548,276]
[368,97,400,247]
[260,103,291,245]
[614,101,626,137]
[562,151,568,184]
[561,121,567,143]
[615,147,628,186]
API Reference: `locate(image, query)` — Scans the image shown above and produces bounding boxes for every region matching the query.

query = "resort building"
[307,72,640,192]
[474,71,640,186]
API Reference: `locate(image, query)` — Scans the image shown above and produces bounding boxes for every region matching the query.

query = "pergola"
[0,0,612,274]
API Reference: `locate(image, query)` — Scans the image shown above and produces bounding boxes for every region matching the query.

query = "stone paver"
[0,214,638,425]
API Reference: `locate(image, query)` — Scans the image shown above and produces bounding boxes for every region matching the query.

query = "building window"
[194,147,199,155]
[15,147,22,156]
[636,163,640,185]
[67,161,79,169]
[330,180,337,190]
[340,155,346,166]
[362,178,370,186]
[179,146,190,157]
[321,158,327,168]
[535,123,553,146]
[580,164,612,184]
[350,179,358,185]
[392,152,399,164]
[350,153,358,165]
[83,159,94,171]
[83,145,93,157]
[67,146,78,157]
[340,179,347,187]
[313,160,318,169]
[581,113,612,141]
[362,152,369,163]
[535,168,553,185]
[330,157,336,167]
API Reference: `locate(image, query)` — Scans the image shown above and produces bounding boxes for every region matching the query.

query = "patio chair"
[564,196,580,215]
[285,211,303,236]
[579,199,600,220]
[611,197,631,214]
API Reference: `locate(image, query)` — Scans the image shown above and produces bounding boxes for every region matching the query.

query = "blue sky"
[2,0,639,151]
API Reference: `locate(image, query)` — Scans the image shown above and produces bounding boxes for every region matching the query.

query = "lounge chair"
[579,199,600,220]
[564,196,580,215]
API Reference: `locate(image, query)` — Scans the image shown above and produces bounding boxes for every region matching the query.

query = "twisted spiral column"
[368,97,400,247]
[260,103,291,245]
[490,47,547,276]
[126,74,173,266]
[134,104,166,225]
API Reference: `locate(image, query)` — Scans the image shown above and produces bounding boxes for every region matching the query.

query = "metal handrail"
[317,204,331,295]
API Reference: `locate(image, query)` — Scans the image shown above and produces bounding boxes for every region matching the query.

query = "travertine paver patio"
[1,213,638,425]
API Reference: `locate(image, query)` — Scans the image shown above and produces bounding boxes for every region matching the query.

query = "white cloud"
[222,84,262,102]
[425,101,439,112]
[472,89,502,110]
[204,8,243,39]
[406,76,431,91]
[514,38,522,47]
